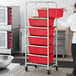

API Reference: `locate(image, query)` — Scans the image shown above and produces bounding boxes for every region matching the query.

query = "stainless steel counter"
[0,63,20,76]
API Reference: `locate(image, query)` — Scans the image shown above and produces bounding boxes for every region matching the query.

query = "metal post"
[25,2,27,67]
[55,4,58,67]
[47,3,50,71]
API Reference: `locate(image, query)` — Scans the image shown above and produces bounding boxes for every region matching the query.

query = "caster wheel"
[56,66,58,71]
[47,70,50,75]
[35,65,37,68]
[25,67,28,71]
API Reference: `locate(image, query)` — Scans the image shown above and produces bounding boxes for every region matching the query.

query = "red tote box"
[8,42,12,49]
[29,26,55,36]
[29,54,55,64]
[9,36,12,39]
[28,36,55,46]
[29,17,55,27]
[8,8,12,12]
[38,8,63,18]
[28,45,55,55]
[8,13,12,15]
[9,44,12,49]
[9,33,12,35]
[8,32,12,37]
[8,32,12,35]
[8,38,12,42]
[8,32,12,49]
[8,8,12,25]
[9,20,12,25]
[9,34,12,36]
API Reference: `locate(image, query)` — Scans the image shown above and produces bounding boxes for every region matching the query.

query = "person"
[58,3,76,76]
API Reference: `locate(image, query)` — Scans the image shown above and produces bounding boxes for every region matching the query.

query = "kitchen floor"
[14,55,73,76]
[18,66,73,76]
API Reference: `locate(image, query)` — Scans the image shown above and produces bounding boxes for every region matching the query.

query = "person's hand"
[63,8,67,12]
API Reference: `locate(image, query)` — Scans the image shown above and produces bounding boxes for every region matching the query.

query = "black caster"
[47,70,51,75]
[35,65,37,68]
[25,67,28,72]
[56,66,58,71]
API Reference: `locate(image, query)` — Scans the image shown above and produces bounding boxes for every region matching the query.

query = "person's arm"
[57,19,69,30]
[57,26,69,31]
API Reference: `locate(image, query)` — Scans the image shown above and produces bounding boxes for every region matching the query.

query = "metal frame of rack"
[25,1,58,75]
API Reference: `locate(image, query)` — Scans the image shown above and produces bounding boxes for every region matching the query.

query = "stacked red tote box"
[37,8,63,18]
[8,7,12,25]
[8,8,12,49]
[28,8,63,64]
[8,32,12,49]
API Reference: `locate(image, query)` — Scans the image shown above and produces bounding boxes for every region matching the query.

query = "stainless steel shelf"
[26,62,56,67]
